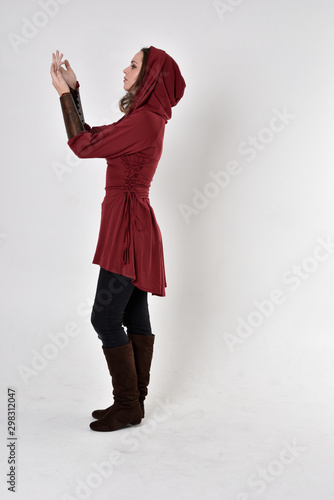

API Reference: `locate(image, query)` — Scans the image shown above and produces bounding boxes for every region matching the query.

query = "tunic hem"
[92,261,166,297]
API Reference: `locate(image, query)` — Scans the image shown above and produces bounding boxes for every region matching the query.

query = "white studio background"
[1,0,334,499]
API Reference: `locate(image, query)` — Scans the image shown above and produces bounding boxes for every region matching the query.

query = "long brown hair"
[119,47,150,114]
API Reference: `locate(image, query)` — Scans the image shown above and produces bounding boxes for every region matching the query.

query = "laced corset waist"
[104,158,153,264]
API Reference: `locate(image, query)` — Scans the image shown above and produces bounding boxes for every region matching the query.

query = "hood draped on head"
[129,46,186,122]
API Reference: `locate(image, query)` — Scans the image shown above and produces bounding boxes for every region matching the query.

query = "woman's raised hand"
[50,59,69,96]
[51,50,77,93]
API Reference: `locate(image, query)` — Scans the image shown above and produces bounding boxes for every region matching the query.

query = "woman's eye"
[131,65,136,69]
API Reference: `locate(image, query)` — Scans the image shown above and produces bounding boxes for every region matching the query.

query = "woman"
[50,46,185,432]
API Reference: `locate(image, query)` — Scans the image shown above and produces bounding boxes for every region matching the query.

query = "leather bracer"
[59,92,85,139]
[70,84,85,127]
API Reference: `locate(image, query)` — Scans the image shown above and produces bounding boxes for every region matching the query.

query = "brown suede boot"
[128,334,155,417]
[92,334,155,420]
[90,340,142,432]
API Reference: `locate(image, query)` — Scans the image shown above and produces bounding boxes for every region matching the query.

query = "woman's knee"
[123,313,152,335]
[91,306,103,334]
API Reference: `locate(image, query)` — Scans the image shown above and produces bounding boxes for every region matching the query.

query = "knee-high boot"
[128,333,155,417]
[92,334,155,420]
[90,340,142,432]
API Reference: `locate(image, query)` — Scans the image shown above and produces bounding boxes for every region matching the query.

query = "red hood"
[129,46,186,122]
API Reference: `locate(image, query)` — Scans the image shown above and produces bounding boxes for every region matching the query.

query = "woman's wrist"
[70,81,79,91]
[58,85,70,96]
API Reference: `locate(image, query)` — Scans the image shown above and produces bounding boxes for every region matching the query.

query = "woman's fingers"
[50,62,62,80]
[52,50,64,71]
[52,52,59,68]
[50,63,59,85]
[50,63,59,81]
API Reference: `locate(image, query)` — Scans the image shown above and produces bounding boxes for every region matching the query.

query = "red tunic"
[67,47,186,297]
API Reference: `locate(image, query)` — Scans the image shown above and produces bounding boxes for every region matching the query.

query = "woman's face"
[123,51,143,93]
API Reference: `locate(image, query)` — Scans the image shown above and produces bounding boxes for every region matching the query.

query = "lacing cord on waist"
[122,189,144,265]
[108,157,150,265]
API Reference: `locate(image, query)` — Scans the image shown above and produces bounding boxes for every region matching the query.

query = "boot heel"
[131,418,142,425]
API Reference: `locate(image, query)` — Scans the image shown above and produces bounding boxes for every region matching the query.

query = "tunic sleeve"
[68,111,163,160]
[84,123,109,134]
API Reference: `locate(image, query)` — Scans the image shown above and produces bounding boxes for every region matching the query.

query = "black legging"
[91,267,153,348]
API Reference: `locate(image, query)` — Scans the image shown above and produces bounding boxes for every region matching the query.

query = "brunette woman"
[50,46,185,431]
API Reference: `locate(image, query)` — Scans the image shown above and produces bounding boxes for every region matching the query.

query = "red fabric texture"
[67,47,185,296]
